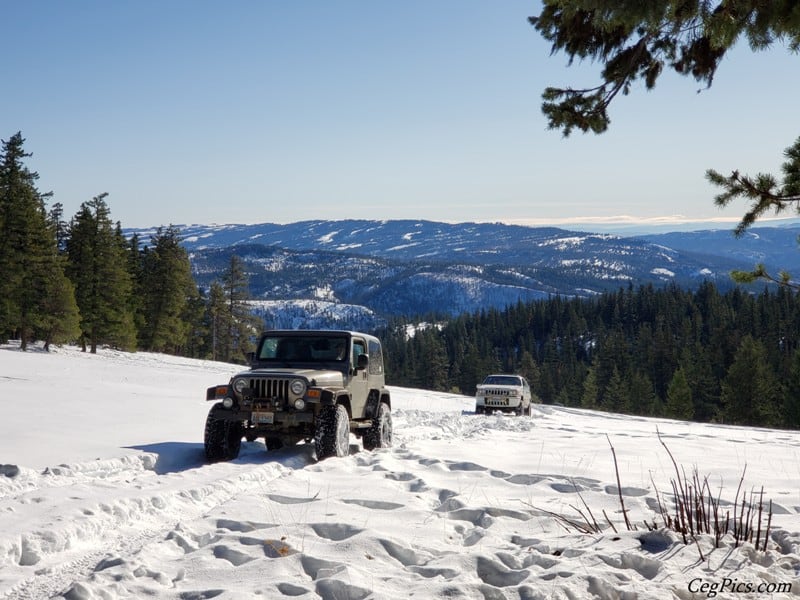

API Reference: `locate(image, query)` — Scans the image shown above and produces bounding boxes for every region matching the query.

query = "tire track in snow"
[0,447,305,599]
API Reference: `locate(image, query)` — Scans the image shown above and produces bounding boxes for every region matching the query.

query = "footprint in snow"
[216,518,276,532]
[445,460,487,472]
[341,498,403,510]
[383,470,415,481]
[267,493,319,505]
[309,522,363,541]
[212,544,255,567]
[604,485,649,497]
[476,555,530,587]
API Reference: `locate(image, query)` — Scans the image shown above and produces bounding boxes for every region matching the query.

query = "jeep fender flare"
[320,389,351,415]
[365,390,391,419]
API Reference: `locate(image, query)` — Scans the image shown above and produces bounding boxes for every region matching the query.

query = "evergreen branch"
[731,264,800,291]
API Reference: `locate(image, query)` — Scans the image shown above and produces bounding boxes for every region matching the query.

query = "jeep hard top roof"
[260,329,380,343]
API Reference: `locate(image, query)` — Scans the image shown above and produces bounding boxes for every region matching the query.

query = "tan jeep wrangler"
[204,330,392,461]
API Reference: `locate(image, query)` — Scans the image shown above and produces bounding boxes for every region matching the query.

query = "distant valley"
[127,220,800,329]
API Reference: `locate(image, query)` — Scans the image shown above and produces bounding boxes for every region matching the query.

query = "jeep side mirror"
[356,353,369,370]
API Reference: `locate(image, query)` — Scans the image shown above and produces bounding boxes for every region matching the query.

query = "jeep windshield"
[255,334,349,363]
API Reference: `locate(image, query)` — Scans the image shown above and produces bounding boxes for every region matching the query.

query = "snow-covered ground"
[1,343,799,599]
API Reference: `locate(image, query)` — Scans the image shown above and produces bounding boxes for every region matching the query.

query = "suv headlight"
[290,379,306,396]
[233,378,248,394]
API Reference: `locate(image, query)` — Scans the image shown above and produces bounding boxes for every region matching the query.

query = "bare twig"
[606,434,633,530]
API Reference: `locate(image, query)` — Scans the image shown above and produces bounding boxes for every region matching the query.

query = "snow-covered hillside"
[1,343,799,599]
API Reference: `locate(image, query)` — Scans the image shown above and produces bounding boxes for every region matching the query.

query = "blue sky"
[4,1,799,230]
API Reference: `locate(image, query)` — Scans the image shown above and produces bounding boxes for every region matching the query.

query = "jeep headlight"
[233,379,248,394]
[290,379,306,396]
[293,398,306,410]
[222,397,234,409]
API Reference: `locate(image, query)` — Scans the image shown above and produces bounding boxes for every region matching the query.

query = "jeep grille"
[247,377,290,400]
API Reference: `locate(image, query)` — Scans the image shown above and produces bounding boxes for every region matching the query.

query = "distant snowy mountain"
[127,219,788,328]
[639,226,800,274]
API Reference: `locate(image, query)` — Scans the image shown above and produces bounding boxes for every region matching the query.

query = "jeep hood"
[246,368,344,388]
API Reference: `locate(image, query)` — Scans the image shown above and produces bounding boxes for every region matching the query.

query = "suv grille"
[247,377,290,400]
[481,388,516,396]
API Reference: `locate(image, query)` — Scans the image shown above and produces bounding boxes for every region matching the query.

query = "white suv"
[475,374,532,416]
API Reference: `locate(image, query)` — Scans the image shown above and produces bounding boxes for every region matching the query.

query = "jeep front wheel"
[363,402,392,451]
[315,404,350,460]
[204,403,243,462]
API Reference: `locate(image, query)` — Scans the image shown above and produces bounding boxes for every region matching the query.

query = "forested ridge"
[381,282,800,429]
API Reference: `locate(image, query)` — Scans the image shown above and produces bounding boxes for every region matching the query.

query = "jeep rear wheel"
[363,402,392,451]
[204,403,243,462]
[315,403,350,460]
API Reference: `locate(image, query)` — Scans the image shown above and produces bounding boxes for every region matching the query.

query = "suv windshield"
[483,375,521,386]
[257,335,349,362]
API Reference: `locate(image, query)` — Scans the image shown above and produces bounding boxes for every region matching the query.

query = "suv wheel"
[363,402,392,451]
[204,403,243,461]
[265,438,283,451]
[315,404,350,460]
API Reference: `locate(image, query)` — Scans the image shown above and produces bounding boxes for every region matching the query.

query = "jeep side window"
[368,340,383,374]
[352,340,367,367]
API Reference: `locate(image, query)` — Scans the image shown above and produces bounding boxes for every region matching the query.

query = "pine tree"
[518,350,541,401]
[417,332,449,391]
[603,366,628,413]
[581,364,599,409]
[138,226,198,353]
[205,255,261,363]
[38,265,81,350]
[66,194,137,353]
[665,367,694,421]
[47,202,69,253]
[628,370,658,416]
[785,348,800,430]
[680,345,720,422]
[205,281,229,361]
[0,132,77,349]
[126,232,146,335]
[182,286,210,359]
[720,336,782,426]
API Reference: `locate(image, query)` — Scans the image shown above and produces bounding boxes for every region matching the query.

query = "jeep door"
[349,336,370,414]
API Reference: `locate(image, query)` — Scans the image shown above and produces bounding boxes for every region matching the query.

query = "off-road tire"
[363,402,392,451]
[315,403,350,460]
[204,404,243,462]
[265,438,283,451]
